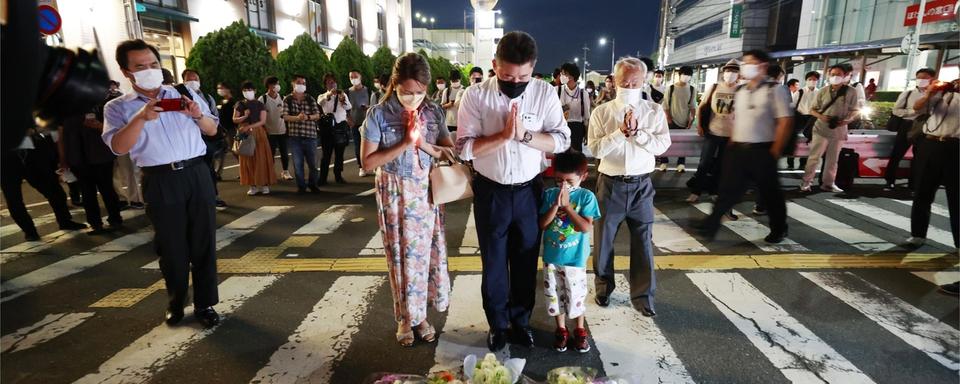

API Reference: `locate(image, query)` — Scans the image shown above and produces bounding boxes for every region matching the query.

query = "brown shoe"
[573,327,590,353]
[553,327,569,352]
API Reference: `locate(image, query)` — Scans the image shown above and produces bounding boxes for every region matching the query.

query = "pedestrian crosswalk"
[0,195,957,382]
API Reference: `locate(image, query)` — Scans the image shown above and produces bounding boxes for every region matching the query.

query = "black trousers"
[141,161,219,310]
[658,122,687,165]
[0,150,74,236]
[911,138,959,247]
[704,143,787,236]
[203,139,225,196]
[688,134,729,196]
[351,125,363,169]
[319,131,347,183]
[267,133,289,171]
[74,162,122,228]
[884,122,915,185]
[473,175,543,331]
[786,114,811,169]
[568,121,586,153]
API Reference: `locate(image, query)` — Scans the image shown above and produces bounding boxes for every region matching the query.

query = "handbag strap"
[815,85,847,116]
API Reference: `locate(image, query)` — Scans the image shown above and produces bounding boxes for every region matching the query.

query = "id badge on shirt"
[521,112,540,131]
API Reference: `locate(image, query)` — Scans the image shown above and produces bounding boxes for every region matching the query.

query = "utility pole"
[904,0,927,89]
[582,44,590,79]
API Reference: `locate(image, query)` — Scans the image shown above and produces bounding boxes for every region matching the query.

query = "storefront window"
[142,17,186,83]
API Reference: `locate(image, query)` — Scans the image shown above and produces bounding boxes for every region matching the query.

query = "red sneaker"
[573,327,590,353]
[554,327,569,352]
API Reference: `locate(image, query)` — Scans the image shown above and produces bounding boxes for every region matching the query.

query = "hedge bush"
[331,38,375,89]
[276,33,333,96]
[185,21,276,96]
[370,46,397,79]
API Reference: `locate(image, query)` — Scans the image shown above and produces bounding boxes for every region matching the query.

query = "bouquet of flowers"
[463,353,526,384]
[426,371,465,384]
[545,367,598,384]
[365,373,427,384]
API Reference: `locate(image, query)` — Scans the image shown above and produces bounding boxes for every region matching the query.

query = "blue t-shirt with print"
[540,187,601,268]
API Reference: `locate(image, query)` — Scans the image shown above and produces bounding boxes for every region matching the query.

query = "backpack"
[669,84,695,108]
[558,86,586,121]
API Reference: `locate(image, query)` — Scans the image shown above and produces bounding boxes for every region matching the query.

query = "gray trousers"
[593,174,657,309]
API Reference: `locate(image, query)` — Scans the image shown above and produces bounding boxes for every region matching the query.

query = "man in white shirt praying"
[456,31,571,352]
[587,56,671,317]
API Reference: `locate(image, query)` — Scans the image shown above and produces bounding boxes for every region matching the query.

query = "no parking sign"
[37,5,62,35]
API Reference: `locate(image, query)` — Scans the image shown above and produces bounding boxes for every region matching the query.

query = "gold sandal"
[396,325,415,347]
[415,321,437,343]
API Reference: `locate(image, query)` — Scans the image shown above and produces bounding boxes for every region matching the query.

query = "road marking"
[249,276,383,383]
[0,208,83,237]
[0,209,145,256]
[75,275,279,384]
[215,206,292,250]
[692,203,809,252]
[431,275,509,373]
[225,154,356,170]
[652,207,708,253]
[0,312,95,354]
[358,230,384,255]
[1,231,154,303]
[892,199,951,219]
[0,201,52,216]
[911,271,960,286]
[687,272,875,383]
[292,204,360,235]
[785,202,894,252]
[802,272,960,370]
[89,280,167,308]
[589,274,694,382]
[458,204,480,255]
[828,199,956,248]
[356,188,376,197]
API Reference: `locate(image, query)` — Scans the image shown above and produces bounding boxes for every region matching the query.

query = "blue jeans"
[288,136,318,189]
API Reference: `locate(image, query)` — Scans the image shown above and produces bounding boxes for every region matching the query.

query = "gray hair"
[614,56,647,80]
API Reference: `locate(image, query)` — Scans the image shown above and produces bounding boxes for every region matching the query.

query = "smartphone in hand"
[158,98,185,112]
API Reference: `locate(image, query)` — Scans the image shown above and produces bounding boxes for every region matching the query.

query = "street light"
[598,37,607,46]
[496,17,504,26]
[574,57,579,63]
[415,11,421,19]
[598,37,615,73]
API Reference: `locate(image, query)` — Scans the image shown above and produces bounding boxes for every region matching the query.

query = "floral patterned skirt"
[374,164,450,328]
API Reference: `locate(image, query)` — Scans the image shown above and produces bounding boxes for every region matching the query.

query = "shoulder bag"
[429,149,474,205]
[885,90,912,132]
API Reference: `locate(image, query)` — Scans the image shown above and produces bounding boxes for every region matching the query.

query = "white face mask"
[616,86,643,106]
[559,75,570,84]
[217,89,228,97]
[806,80,817,88]
[272,84,281,93]
[436,83,446,90]
[586,87,594,93]
[184,80,201,92]
[679,74,691,83]
[373,82,381,90]
[917,79,931,88]
[829,76,845,85]
[740,64,760,80]
[397,91,426,111]
[293,84,306,94]
[132,68,164,91]
[350,78,361,86]
[243,90,256,100]
[722,72,738,84]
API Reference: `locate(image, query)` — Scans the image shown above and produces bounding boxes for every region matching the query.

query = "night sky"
[410,0,661,75]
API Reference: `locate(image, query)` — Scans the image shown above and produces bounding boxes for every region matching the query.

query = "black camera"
[827,116,842,129]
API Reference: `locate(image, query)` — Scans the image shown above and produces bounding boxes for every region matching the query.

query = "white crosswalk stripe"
[687,272,875,383]
[802,272,960,370]
[589,274,694,382]
[691,203,809,252]
[292,204,359,235]
[250,276,383,383]
[652,207,708,253]
[1,312,94,354]
[75,275,279,384]
[828,199,956,248]
[911,271,960,286]
[892,199,951,219]
[785,202,894,252]
[0,209,145,255]
[432,275,509,373]
[358,230,384,255]
[0,209,84,238]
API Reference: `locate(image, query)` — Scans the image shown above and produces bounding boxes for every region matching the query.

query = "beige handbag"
[429,149,473,205]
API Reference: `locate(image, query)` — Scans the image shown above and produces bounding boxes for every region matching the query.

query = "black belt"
[924,134,959,143]
[476,174,535,190]
[601,173,650,183]
[141,156,204,174]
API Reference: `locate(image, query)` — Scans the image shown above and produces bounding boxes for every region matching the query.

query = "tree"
[276,33,333,97]
[185,21,276,97]
[370,46,397,80]
[330,38,374,89]
[417,50,455,94]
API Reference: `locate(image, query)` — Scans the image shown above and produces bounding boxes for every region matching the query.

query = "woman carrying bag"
[234,81,276,195]
[360,53,455,347]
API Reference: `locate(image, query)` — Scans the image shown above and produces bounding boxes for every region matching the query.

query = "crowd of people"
[2,32,956,354]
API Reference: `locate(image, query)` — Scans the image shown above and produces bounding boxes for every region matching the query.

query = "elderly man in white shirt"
[588,57,670,317]
[456,31,570,352]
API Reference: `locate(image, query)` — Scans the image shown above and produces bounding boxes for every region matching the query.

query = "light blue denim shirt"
[361,95,448,177]
[102,85,219,167]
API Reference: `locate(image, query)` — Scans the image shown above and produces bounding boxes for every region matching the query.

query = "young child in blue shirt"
[539,150,601,353]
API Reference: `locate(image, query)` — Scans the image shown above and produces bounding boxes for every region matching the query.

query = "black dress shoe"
[639,307,657,317]
[87,227,109,236]
[764,231,788,244]
[59,221,87,231]
[195,307,221,328]
[24,232,41,242]
[165,307,185,325]
[595,295,610,307]
[335,176,347,184]
[512,326,535,347]
[309,185,322,193]
[487,329,507,352]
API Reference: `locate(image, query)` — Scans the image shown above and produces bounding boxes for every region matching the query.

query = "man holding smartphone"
[102,39,222,328]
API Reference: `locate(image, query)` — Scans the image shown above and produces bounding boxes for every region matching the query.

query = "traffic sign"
[37,5,62,35]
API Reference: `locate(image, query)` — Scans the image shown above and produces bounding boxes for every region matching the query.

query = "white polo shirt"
[731,79,794,143]
[456,77,571,184]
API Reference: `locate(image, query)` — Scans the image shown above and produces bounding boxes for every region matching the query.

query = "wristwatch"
[520,131,533,144]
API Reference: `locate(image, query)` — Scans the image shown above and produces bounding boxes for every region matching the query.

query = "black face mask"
[498,79,529,99]
[473,77,482,84]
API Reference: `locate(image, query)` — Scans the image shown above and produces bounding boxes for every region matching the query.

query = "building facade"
[412,28,475,65]
[54,0,413,89]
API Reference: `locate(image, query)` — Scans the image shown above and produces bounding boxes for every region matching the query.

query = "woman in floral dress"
[360,53,454,347]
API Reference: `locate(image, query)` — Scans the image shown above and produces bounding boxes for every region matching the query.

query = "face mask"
[616,86,643,106]
[293,84,306,94]
[436,83,446,90]
[132,68,163,90]
[272,84,281,93]
[680,75,691,83]
[217,89,228,97]
[497,79,529,99]
[559,75,570,84]
[184,80,201,92]
[740,64,760,80]
[829,76,845,85]
[917,79,931,88]
[243,90,256,100]
[722,72,738,84]
[586,88,594,93]
[806,80,817,88]
[350,78,361,86]
[373,82,381,90]
[397,91,426,111]
[451,81,461,88]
